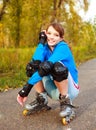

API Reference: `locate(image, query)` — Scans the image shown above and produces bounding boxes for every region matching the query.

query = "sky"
[79,0,96,22]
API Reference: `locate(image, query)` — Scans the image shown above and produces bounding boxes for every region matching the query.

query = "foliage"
[0,47,36,91]
[72,45,96,65]
[0,47,35,72]
[0,0,90,47]
[0,45,96,91]
[0,0,96,91]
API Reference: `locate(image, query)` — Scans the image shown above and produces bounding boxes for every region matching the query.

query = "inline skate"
[23,92,51,116]
[59,94,76,125]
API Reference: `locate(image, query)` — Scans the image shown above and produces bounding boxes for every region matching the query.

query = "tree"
[0,0,9,21]
[1,0,22,47]
[1,0,94,48]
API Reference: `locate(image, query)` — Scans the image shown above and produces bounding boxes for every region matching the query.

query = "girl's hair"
[46,22,64,38]
[46,22,72,50]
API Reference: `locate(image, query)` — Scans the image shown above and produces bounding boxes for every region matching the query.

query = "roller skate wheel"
[62,118,68,125]
[23,109,28,116]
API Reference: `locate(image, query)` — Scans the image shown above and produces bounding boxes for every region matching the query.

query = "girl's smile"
[46,26,63,47]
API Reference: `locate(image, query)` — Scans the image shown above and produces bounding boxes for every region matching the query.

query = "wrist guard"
[39,32,47,44]
[18,83,33,97]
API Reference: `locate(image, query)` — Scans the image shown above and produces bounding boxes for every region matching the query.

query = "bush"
[0,48,35,73]
[72,45,96,66]
[0,45,96,91]
[0,47,35,91]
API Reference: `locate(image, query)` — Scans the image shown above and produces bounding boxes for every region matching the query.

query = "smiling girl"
[17,22,79,119]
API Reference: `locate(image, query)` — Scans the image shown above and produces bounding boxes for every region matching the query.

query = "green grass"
[0,45,96,91]
[0,69,28,91]
[72,45,96,66]
[0,47,35,91]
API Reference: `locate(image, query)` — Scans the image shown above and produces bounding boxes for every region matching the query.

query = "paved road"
[0,59,96,130]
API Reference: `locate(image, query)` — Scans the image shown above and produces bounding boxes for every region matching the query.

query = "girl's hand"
[17,94,27,107]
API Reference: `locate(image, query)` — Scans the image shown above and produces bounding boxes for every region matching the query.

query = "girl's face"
[46,26,63,47]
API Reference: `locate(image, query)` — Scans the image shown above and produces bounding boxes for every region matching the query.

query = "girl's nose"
[49,34,54,39]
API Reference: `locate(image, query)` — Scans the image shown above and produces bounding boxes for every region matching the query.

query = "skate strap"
[65,103,79,108]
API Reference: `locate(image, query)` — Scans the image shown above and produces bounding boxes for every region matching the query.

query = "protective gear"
[39,31,47,44]
[26,60,41,77]
[38,61,53,77]
[18,83,33,97]
[59,94,74,117]
[51,62,68,82]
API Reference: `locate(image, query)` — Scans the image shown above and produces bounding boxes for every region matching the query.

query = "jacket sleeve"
[27,43,46,85]
[28,71,42,85]
[32,43,46,62]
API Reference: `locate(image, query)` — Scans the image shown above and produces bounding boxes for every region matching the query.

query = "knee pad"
[26,60,41,77]
[51,62,68,82]
[38,61,53,77]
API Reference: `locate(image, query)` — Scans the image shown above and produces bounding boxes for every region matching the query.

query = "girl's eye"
[55,34,59,37]
[47,32,51,35]
[47,32,59,37]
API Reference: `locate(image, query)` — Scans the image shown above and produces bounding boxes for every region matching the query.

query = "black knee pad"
[38,61,53,77]
[51,62,68,82]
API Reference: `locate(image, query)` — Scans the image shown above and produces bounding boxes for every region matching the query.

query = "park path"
[0,58,96,130]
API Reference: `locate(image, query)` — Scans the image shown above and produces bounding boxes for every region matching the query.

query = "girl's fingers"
[17,95,24,107]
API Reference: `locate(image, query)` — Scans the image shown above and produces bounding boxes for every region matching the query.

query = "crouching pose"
[17,22,79,119]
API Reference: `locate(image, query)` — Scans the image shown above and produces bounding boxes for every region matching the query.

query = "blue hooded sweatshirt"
[28,41,78,85]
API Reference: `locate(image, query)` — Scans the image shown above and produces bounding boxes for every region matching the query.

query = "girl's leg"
[42,74,79,101]
[42,76,60,100]
[33,81,45,93]
[54,72,79,117]
[68,72,79,100]
[54,79,68,96]
[54,72,79,100]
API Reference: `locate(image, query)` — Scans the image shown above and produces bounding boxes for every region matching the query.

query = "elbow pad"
[26,60,41,77]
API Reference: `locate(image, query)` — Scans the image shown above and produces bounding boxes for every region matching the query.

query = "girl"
[17,22,79,118]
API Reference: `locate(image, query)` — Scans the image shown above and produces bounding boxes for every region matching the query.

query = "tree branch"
[58,0,63,8]
[0,0,9,21]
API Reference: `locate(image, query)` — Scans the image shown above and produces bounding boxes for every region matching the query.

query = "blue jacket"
[28,41,78,85]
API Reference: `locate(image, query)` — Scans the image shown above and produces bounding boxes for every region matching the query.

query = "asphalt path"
[0,58,96,130]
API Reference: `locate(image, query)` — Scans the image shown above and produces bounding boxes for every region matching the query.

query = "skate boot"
[23,92,51,116]
[59,94,75,125]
